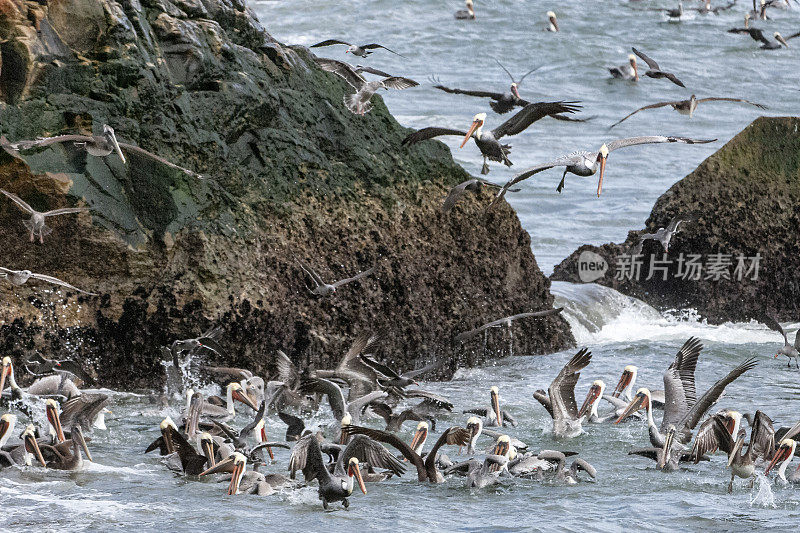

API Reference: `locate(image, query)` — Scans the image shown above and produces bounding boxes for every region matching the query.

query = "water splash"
[749,473,777,508]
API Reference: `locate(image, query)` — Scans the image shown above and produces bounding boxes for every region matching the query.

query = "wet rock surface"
[0,0,572,388]
[552,116,800,324]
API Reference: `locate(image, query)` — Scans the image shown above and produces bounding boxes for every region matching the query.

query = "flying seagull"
[610,95,767,128]
[455,308,564,342]
[297,260,377,297]
[0,267,96,295]
[441,178,520,213]
[310,39,406,58]
[631,216,691,255]
[0,189,90,244]
[631,48,686,87]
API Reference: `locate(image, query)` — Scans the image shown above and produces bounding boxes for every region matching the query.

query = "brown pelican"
[297,259,377,297]
[309,333,383,399]
[538,450,597,483]
[464,386,517,427]
[0,413,17,452]
[728,28,797,49]
[493,136,714,199]
[455,308,564,343]
[169,326,228,373]
[288,434,404,507]
[310,39,406,58]
[628,426,702,472]
[409,421,429,456]
[313,57,418,115]
[545,11,559,32]
[703,411,774,491]
[465,416,482,454]
[42,426,92,470]
[609,54,639,81]
[0,268,97,295]
[201,452,294,495]
[0,189,90,244]
[760,314,799,368]
[199,383,258,423]
[689,409,745,460]
[440,178,519,213]
[145,417,180,455]
[631,48,685,87]
[533,348,593,438]
[0,424,46,467]
[765,439,800,483]
[369,402,432,433]
[465,436,514,488]
[618,348,757,448]
[631,216,689,255]
[455,0,476,19]
[44,399,66,443]
[8,125,203,179]
[1,358,82,401]
[342,425,470,482]
[300,377,387,430]
[578,380,624,423]
[402,101,581,175]
[611,95,767,128]
[59,393,111,431]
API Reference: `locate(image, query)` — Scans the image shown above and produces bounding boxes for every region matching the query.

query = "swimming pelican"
[609,54,638,81]
[0,424,46,467]
[578,380,624,423]
[533,348,593,438]
[728,28,797,49]
[455,0,476,19]
[545,11,559,32]
[611,95,767,128]
[42,425,92,470]
[403,101,582,174]
[765,439,800,483]
[0,189,90,244]
[465,416,483,454]
[493,136,715,199]
[630,48,685,87]
[464,386,517,427]
[538,450,597,483]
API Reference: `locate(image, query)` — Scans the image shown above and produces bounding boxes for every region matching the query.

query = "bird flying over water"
[728,28,798,49]
[0,188,89,244]
[610,95,767,128]
[631,48,686,87]
[310,39,406,58]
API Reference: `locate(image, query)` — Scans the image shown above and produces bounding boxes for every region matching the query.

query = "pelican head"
[461,113,486,147]
[409,421,429,454]
[726,410,743,437]
[0,413,17,448]
[339,413,352,444]
[578,379,605,418]
[45,398,65,443]
[228,452,247,495]
[658,425,677,470]
[492,434,511,457]
[22,424,46,467]
[0,356,12,393]
[596,143,609,197]
[200,432,216,467]
[227,382,257,411]
[510,82,521,99]
[765,438,796,475]
[347,457,367,495]
[774,32,789,48]
[490,385,502,426]
[547,11,559,32]
[627,54,639,81]
[615,387,651,424]
[102,124,126,164]
[612,365,637,398]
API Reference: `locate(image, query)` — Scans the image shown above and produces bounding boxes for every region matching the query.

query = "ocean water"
[3,1,800,531]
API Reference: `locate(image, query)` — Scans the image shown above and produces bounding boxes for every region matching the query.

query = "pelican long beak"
[491,389,502,426]
[775,33,789,48]
[260,425,274,460]
[74,427,93,462]
[201,438,216,467]
[0,418,9,442]
[511,84,521,99]
[109,130,126,164]
[765,443,792,475]
[349,461,367,495]
[409,426,427,453]
[596,154,608,197]
[232,389,257,411]
[615,392,646,424]
[0,361,10,394]
[612,370,632,398]
[578,384,601,418]
[461,119,481,148]
[728,436,745,467]
[550,16,559,32]
[46,402,65,443]
[658,429,675,470]
[228,459,245,495]
[200,455,235,476]
[25,432,46,467]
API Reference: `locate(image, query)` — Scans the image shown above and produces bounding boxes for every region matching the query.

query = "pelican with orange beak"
[578,380,620,423]
[0,356,15,396]
[0,413,17,452]
[45,399,65,443]
[609,54,638,81]
[252,418,274,461]
[1,424,47,467]
[465,416,483,454]
[145,417,180,456]
[464,386,515,427]
[409,421,429,456]
[765,439,800,484]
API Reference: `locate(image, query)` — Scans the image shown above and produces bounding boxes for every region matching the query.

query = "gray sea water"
[3,1,800,531]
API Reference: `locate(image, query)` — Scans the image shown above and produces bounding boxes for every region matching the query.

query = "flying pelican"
[359,356,441,390]
[440,178,520,213]
[728,28,797,49]
[296,259,377,296]
[545,11,559,32]
[609,54,638,81]
[0,189,90,244]
[631,48,685,87]
[611,95,767,128]
[464,386,517,427]
[760,314,799,368]
[631,216,690,255]
[765,438,800,483]
[342,425,470,482]
[533,348,593,438]
[313,57,418,115]
[494,135,714,199]
[59,393,111,432]
[8,125,203,179]
[310,39,406,58]
[402,101,582,175]
[455,0,476,19]
[0,267,97,295]
[455,308,564,343]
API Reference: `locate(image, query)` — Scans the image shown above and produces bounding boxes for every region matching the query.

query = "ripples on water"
[3,1,800,531]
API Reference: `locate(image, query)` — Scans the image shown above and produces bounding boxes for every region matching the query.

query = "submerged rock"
[0,0,572,388]
[552,116,800,323]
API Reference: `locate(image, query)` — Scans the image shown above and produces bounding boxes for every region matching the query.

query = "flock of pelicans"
[1,0,800,517]
[2,330,800,509]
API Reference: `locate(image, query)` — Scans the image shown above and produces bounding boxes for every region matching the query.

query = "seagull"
[310,39,406,58]
[454,308,564,342]
[493,136,715,200]
[170,326,227,370]
[631,48,686,87]
[0,189,90,244]
[8,125,203,179]
[441,178,519,213]
[0,267,96,295]
[297,260,377,296]
[610,95,767,128]
[314,57,418,115]
[631,216,691,255]
[760,314,800,368]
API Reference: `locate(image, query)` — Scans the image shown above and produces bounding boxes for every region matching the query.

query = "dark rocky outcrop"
[0,0,573,389]
[552,116,800,323]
